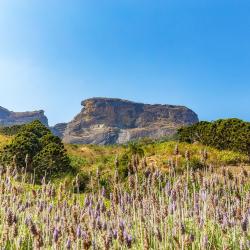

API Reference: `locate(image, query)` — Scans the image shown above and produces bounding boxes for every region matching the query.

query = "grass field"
[0,133,249,249]
[66,141,249,174]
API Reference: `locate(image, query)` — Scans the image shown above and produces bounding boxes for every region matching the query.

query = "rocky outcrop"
[0,106,48,127]
[60,98,199,144]
[50,123,68,138]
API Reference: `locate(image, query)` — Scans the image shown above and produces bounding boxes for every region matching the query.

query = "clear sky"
[0,0,249,125]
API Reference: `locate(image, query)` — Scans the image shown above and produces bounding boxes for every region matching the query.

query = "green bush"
[0,120,71,181]
[177,119,250,157]
[0,124,24,136]
[118,164,129,180]
[69,155,88,171]
[32,142,70,179]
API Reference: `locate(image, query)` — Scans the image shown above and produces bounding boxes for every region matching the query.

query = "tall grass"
[0,153,249,249]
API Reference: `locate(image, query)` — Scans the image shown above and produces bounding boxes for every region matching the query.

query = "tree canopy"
[177,118,250,157]
[0,120,71,180]
[0,124,24,136]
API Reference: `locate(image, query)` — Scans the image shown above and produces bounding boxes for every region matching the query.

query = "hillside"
[0,122,249,249]
[0,131,248,175]
[67,141,249,172]
[0,121,248,193]
[0,138,249,249]
[65,138,249,193]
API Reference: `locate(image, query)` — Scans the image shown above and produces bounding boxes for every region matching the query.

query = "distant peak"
[0,106,48,127]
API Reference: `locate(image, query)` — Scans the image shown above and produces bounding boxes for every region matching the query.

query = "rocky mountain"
[0,106,48,127]
[54,98,199,144]
[50,123,68,138]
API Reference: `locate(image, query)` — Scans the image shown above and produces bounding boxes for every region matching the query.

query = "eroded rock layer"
[0,106,48,127]
[59,98,199,144]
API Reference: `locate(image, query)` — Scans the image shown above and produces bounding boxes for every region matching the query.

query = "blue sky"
[0,0,249,125]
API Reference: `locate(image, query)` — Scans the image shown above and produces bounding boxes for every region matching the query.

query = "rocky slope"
[0,106,48,127]
[50,123,68,138]
[56,98,198,144]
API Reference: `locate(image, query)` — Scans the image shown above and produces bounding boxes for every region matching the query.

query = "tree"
[32,142,71,179]
[177,119,250,157]
[1,131,41,170]
[0,120,71,181]
[0,124,24,136]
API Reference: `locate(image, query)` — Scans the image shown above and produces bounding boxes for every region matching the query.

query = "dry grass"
[0,134,11,150]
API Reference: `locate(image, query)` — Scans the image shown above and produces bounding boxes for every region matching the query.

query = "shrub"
[1,131,41,169]
[69,155,88,171]
[177,119,250,157]
[0,120,71,180]
[32,142,71,179]
[0,124,24,136]
[118,164,129,180]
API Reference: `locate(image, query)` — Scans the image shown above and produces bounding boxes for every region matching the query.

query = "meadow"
[66,140,249,193]
[0,155,249,249]
[0,129,249,249]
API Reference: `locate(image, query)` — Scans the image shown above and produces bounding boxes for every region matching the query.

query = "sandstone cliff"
[58,98,198,144]
[0,106,48,127]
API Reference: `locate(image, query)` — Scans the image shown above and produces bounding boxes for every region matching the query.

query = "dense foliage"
[0,124,24,136]
[177,119,250,157]
[0,120,71,180]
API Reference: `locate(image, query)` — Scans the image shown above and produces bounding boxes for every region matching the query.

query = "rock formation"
[50,123,68,138]
[0,106,48,127]
[57,98,198,144]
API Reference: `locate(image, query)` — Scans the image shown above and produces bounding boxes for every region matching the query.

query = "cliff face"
[50,123,68,138]
[60,98,199,144]
[0,106,48,127]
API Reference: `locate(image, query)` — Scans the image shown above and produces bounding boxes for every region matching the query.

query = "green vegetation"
[0,120,249,249]
[0,121,248,191]
[0,120,71,180]
[177,118,250,156]
[63,140,249,193]
[0,134,11,149]
[0,124,24,136]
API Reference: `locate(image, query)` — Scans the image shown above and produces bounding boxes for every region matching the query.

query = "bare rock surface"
[50,123,68,138]
[60,98,199,144]
[0,106,48,127]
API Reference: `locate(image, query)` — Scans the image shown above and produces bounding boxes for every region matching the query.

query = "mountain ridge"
[58,97,199,144]
[0,106,48,127]
[0,98,199,144]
